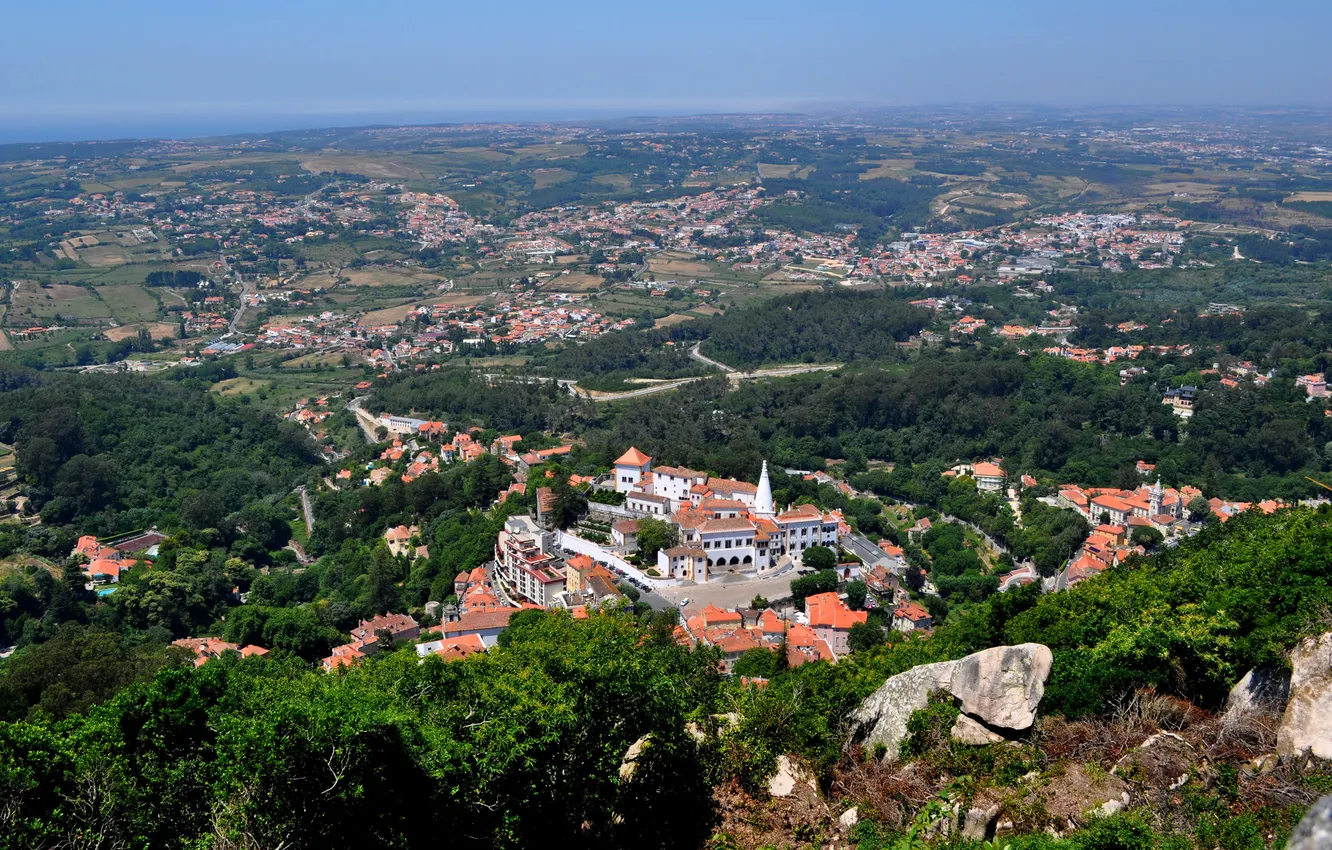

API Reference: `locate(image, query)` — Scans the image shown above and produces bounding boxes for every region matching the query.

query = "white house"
[658,545,709,582]
[613,446,653,494]
[972,461,1005,493]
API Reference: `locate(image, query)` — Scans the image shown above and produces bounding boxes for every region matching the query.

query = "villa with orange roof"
[613,446,653,493]
[804,591,868,658]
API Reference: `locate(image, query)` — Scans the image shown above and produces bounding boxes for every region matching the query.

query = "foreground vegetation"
[2,507,1329,849]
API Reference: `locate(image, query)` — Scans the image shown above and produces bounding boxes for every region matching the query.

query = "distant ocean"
[0,106,718,145]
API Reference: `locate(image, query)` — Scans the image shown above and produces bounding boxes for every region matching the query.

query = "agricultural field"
[544,272,604,292]
[531,168,575,189]
[211,377,271,397]
[342,268,447,288]
[8,282,111,324]
[646,253,713,278]
[654,312,695,328]
[95,284,161,323]
[79,245,131,266]
[104,321,178,342]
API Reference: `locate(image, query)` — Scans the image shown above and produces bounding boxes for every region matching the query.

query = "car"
[678,598,691,608]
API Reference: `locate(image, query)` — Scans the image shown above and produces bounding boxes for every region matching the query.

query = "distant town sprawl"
[7,109,1331,372]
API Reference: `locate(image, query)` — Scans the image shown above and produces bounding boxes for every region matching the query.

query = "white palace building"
[611,447,844,583]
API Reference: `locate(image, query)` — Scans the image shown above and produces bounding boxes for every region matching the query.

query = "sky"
[3,0,1331,142]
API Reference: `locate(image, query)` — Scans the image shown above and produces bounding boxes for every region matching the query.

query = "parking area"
[654,572,798,614]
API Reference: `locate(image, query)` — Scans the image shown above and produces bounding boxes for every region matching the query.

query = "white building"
[972,461,1005,493]
[494,515,565,606]
[651,464,708,509]
[658,546,708,582]
[613,447,653,494]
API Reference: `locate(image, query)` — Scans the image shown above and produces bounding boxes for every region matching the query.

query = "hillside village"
[148,394,1330,680]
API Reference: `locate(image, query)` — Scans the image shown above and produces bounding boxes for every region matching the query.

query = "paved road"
[346,396,381,444]
[570,362,843,403]
[689,342,735,373]
[297,485,315,537]
[219,252,253,336]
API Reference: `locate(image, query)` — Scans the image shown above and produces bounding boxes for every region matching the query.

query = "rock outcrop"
[1112,732,1198,791]
[1031,763,1131,831]
[1223,664,1290,727]
[950,644,1053,729]
[619,734,651,782]
[951,713,1006,745]
[1277,632,1332,760]
[767,754,817,798]
[1288,794,1332,850]
[848,643,1052,760]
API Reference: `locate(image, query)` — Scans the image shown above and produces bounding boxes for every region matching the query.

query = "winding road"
[688,342,735,373]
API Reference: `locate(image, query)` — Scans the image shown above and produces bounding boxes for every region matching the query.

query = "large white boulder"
[848,643,1052,761]
[951,643,1054,730]
[1277,632,1332,760]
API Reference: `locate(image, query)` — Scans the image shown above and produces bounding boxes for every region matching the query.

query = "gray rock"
[838,806,859,832]
[961,801,1001,841]
[619,734,650,782]
[952,713,1006,745]
[768,754,816,798]
[951,644,1054,730]
[848,643,1052,760]
[1223,665,1290,727]
[1288,794,1332,850]
[1112,732,1197,791]
[847,659,956,760]
[1278,632,1332,760]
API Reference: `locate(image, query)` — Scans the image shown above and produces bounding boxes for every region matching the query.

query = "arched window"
[742,555,752,564]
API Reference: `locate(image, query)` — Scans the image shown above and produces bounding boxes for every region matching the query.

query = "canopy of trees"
[0,368,320,533]
[0,611,725,850]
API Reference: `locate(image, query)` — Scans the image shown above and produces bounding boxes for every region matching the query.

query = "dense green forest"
[530,326,710,388]
[698,290,932,367]
[0,366,321,533]
[365,369,588,435]
[594,355,1326,500]
[363,337,1332,502]
[0,612,723,850]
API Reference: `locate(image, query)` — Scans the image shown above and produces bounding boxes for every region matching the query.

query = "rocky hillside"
[702,507,1332,849]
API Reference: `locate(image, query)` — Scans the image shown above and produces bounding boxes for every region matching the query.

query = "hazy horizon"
[5,0,1331,144]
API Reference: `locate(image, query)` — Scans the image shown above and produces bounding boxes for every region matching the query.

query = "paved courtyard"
[655,570,797,614]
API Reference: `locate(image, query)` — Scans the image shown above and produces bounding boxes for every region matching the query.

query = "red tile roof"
[614,446,652,467]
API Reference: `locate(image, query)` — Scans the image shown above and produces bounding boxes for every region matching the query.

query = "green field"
[95,284,161,323]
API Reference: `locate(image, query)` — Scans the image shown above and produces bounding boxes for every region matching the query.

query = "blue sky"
[2,0,1330,141]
